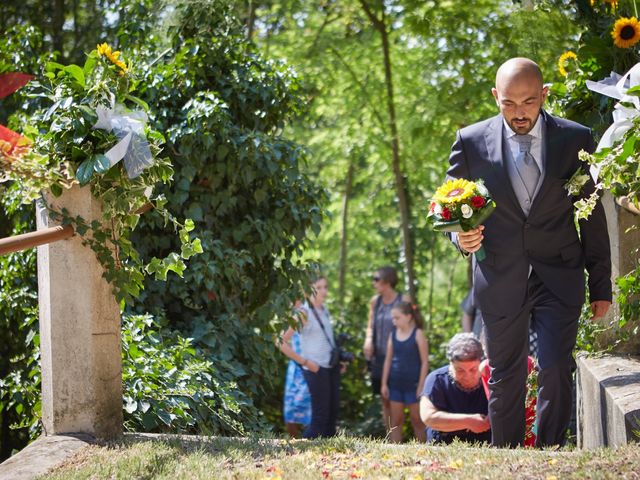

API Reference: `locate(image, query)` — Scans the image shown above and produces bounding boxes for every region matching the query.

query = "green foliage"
[0,185,41,460]
[1,38,202,306]
[0,25,51,461]
[122,313,267,434]
[122,0,326,434]
[614,254,640,340]
[1,0,323,450]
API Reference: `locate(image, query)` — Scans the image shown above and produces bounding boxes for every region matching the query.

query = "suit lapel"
[484,115,522,214]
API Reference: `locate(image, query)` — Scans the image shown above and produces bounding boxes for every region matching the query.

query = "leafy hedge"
[122,313,267,435]
[128,0,325,431]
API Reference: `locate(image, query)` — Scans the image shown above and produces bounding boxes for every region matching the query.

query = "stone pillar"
[36,185,122,438]
[595,193,640,353]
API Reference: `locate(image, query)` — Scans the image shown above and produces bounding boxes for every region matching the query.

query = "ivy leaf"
[50,183,63,197]
[181,239,203,259]
[626,85,640,96]
[93,154,112,174]
[156,409,172,426]
[76,159,96,185]
[124,397,137,414]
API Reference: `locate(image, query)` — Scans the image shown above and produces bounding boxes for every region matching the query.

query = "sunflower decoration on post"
[612,16,640,48]
[427,178,496,261]
[3,42,203,305]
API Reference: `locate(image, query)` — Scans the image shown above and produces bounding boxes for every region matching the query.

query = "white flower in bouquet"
[476,182,488,197]
[460,204,473,218]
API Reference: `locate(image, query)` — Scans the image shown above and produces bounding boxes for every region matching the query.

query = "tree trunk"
[52,0,65,59]
[338,161,355,306]
[246,0,256,41]
[359,0,416,299]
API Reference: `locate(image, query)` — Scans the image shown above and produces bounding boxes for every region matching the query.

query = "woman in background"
[279,276,341,438]
[363,266,408,431]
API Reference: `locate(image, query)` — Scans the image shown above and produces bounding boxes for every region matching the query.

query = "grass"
[42,434,640,479]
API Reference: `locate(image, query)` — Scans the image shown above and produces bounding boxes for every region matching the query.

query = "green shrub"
[122,313,269,435]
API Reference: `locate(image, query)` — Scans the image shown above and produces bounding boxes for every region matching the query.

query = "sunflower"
[96,43,129,74]
[612,17,640,49]
[557,51,578,77]
[433,178,476,205]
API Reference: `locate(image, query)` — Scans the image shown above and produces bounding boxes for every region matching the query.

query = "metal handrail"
[0,225,74,256]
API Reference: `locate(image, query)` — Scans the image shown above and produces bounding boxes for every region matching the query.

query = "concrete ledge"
[577,354,640,449]
[0,434,95,480]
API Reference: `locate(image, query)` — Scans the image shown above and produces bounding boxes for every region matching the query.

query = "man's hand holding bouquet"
[427,178,496,261]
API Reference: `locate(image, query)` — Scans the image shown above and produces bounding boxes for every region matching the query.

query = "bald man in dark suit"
[449,58,612,448]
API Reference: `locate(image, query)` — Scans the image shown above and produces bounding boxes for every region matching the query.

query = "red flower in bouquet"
[471,196,486,209]
[441,207,451,221]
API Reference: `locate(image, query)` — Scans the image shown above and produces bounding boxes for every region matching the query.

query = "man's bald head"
[495,58,543,91]
[491,57,547,135]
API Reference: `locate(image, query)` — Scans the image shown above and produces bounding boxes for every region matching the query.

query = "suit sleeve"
[578,131,612,302]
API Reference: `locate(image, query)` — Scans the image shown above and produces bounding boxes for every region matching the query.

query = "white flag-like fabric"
[93,104,153,179]
[585,63,640,179]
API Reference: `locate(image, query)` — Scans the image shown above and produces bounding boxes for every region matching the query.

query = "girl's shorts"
[389,388,418,404]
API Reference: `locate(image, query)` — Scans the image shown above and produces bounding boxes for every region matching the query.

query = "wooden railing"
[0,225,74,256]
[0,201,151,256]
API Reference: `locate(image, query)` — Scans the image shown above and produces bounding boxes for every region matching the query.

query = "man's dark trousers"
[483,271,581,448]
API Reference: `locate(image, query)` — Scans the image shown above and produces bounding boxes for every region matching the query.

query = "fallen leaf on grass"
[548,459,558,465]
[448,459,464,469]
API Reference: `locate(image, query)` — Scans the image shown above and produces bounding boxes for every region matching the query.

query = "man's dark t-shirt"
[422,365,491,444]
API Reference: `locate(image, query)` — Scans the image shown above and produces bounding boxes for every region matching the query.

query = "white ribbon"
[92,104,153,179]
[586,63,640,151]
[585,63,640,179]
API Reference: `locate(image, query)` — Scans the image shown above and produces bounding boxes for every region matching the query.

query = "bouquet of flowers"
[427,178,496,261]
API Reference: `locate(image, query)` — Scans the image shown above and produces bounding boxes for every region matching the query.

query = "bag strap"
[308,304,335,348]
[372,295,383,351]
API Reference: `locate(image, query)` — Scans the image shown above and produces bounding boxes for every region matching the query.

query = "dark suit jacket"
[447,111,612,317]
